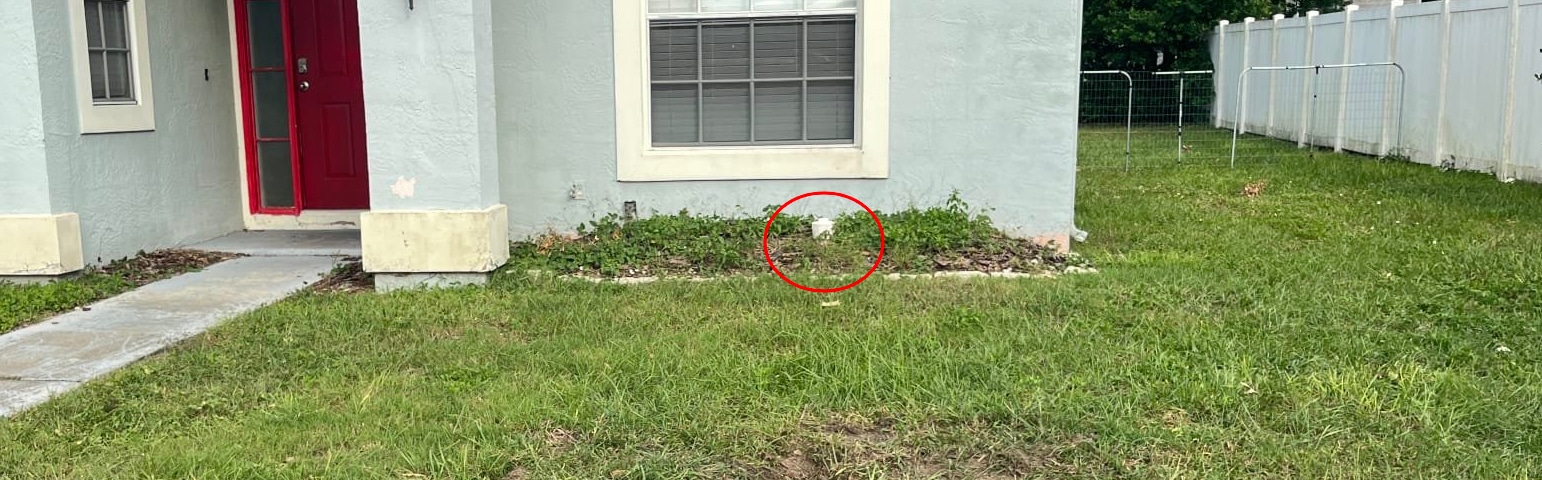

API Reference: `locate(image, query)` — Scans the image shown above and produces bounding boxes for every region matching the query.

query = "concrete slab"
[0,256,338,417]
[0,381,77,418]
[188,230,362,257]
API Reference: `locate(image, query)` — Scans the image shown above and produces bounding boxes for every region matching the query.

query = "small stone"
[820,301,841,307]
[991,271,1042,279]
[934,271,989,279]
[615,277,658,285]
[1496,345,1512,353]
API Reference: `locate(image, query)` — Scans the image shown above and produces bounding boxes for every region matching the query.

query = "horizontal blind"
[650,16,854,146]
[649,0,856,16]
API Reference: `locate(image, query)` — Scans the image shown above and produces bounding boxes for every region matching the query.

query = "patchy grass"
[509,192,1085,280]
[0,250,238,334]
[4,132,1542,478]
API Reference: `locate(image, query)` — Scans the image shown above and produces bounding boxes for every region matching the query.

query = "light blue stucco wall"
[357,0,502,211]
[27,0,242,263]
[493,0,1082,239]
[0,0,52,215]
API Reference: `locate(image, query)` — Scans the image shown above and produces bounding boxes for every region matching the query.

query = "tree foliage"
[1083,0,1348,71]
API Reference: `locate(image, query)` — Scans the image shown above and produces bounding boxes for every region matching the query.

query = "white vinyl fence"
[1213,0,1542,181]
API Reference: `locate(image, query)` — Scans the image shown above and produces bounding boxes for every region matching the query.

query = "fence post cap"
[1306,10,1320,17]
[1390,0,1404,6]
[1244,17,1256,23]
[1345,4,1360,11]
[1219,20,1230,26]
[1273,14,1285,20]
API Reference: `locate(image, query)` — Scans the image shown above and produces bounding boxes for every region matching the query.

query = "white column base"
[360,204,509,276]
[0,213,85,277]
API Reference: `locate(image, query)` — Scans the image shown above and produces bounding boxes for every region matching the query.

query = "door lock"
[297,57,308,74]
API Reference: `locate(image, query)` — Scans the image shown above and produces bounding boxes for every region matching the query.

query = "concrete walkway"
[0,256,339,417]
[189,230,362,257]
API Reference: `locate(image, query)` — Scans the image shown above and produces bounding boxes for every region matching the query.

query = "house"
[0,0,1082,290]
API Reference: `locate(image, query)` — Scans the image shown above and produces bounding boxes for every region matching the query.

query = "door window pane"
[247,0,286,69]
[252,72,291,138]
[257,142,296,209]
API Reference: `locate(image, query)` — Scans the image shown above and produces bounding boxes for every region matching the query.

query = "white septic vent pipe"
[812,218,834,238]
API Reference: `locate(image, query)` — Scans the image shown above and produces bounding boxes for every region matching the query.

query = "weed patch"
[509,193,1086,278]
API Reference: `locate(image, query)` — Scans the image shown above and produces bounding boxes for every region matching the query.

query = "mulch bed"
[309,258,373,294]
[99,249,243,287]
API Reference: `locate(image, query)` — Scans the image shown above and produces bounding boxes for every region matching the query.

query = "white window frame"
[68,0,156,134]
[613,0,889,182]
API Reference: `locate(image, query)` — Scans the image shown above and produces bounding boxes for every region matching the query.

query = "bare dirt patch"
[746,415,1102,479]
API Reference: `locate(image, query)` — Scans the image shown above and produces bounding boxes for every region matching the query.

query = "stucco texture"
[0,0,51,215]
[492,0,1082,239]
[27,0,242,263]
[356,0,501,211]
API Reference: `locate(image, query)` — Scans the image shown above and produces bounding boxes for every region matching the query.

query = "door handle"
[298,81,311,92]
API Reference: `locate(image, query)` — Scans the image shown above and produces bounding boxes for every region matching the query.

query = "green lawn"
[4,132,1542,478]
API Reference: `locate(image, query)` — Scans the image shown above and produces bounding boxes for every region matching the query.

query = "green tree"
[1082,0,1348,71]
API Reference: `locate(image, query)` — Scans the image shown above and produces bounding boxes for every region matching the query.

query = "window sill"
[618,145,887,182]
[79,103,156,134]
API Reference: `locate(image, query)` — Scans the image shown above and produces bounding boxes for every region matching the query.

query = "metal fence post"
[1231,67,1252,168]
[1080,70,1135,171]
[1179,75,1186,158]
[1124,71,1133,171]
[1298,10,1319,148]
[1334,5,1359,153]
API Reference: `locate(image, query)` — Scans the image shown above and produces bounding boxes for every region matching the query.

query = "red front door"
[236,0,368,213]
[289,0,368,209]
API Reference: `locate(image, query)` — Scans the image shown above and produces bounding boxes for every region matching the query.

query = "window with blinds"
[647,1,858,147]
[83,0,136,104]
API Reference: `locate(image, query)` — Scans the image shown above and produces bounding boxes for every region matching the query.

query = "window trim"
[614,0,889,182]
[68,0,156,134]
